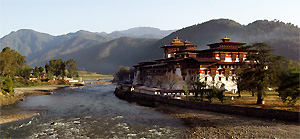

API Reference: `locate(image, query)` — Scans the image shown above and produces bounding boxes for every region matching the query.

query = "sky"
[0,0,299,38]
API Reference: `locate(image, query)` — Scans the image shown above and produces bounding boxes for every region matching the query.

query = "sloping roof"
[141,63,167,68]
[197,47,257,53]
[207,42,246,47]
[160,44,197,48]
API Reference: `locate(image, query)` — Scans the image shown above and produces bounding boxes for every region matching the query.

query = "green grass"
[75,71,113,81]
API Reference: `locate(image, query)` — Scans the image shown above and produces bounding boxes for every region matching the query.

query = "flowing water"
[0,83,186,138]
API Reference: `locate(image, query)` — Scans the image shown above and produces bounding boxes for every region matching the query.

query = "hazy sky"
[0,0,299,38]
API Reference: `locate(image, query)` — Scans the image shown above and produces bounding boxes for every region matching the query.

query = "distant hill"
[30,37,158,74]
[0,27,174,58]
[0,19,299,74]
[0,29,112,58]
[0,29,57,56]
[104,27,176,39]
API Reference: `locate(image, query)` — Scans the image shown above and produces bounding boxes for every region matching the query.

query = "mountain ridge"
[0,19,299,74]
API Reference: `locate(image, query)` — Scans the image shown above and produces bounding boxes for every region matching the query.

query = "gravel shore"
[155,105,300,138]
[13,85,69,96]
[0,113,38,124]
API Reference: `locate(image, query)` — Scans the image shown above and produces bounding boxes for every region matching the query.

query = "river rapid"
[0,83,186,138]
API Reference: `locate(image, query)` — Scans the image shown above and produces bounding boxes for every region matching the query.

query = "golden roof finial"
[172,37,182,44]
[221,36,231,42]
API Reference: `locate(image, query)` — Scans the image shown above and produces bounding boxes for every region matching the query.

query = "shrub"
[2,77,14,94]
[58,80,67,85]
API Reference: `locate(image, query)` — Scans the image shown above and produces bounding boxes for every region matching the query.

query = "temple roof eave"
[160,44,197,48]
[207,42,247,47]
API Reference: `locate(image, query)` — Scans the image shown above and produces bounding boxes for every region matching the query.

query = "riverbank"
[0,85,69,106]
[0,85,69,124]
[154,104,300,138]
[0,113,38,124]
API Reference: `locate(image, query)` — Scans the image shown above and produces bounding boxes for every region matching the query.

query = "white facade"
[132,37,254,93]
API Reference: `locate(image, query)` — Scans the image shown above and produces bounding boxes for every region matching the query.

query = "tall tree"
[33,66,39,78]
[66,59,78,78]
[48,58,65,77]
[115,66,133,82]
[0,47,26,77]
[191,80,207,101]
[240,43,283,104]
[277,60,300,105]
[45,62,49,73]
[38,67,44,73]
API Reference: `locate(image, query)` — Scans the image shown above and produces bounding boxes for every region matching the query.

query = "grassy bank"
[76,71,113,81]
[0,94,24,106]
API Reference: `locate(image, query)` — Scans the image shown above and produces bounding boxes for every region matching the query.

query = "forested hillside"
[36,37,159,74]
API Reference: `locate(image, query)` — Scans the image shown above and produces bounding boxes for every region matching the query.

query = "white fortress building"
[133,36,256,92]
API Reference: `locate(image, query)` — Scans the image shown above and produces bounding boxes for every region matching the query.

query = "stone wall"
[114,88,299,123]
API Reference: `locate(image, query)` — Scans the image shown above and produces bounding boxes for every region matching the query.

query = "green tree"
[191,81,207,101]
[45,62,49,73]
[33,66,39,78]
[240,43,283,104]
[277,60,300,105]
[0,47,26,77]
[48,58,65,77]
[21,66,32,79]
[183,85,189,100]
[66,59,78,78]
[115,66,131,82]
[38,67,44,73]
[214,87,225,103]
[2,77,13,94]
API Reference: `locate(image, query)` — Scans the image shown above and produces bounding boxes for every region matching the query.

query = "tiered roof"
[207,36,246,49]
[134,36,256,69]
[160,37,197,48]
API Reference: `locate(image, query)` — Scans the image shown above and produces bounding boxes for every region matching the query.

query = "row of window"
[203,76,239,81]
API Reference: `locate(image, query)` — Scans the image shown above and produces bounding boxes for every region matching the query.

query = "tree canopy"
[277,60,300,105]
[0,47,26,77]
[115,66,134,83]
[45,58,78,78]
[66,59,78,78]
[239,43,283,104]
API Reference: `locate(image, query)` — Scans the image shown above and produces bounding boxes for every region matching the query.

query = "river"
[0,83,186,138]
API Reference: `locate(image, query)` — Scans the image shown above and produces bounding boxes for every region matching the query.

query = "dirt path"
[155,105,300,138]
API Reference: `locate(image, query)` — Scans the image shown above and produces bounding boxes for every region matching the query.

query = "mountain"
[30,37,158,74]
[26,30,112,65]
[119,27,175,38]
[0,19,299,74]
[0,29,112,59]
[106,27,176,39]
[0,29,57,56]
[0,27,173,58]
